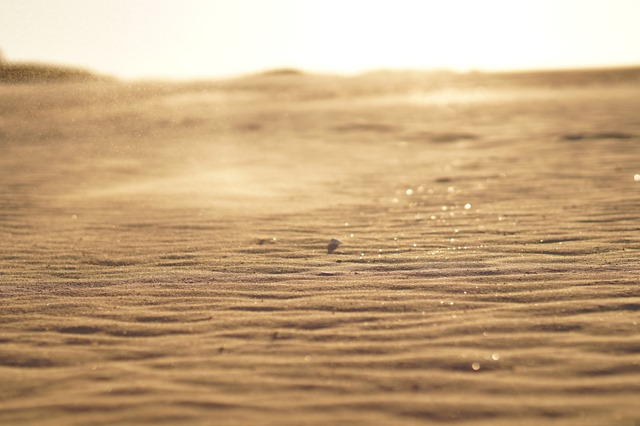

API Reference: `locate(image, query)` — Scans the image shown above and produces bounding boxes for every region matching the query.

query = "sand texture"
[1,71,640,425]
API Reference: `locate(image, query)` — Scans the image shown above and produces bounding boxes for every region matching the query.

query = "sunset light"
[2,1,639,424]
[1,0,638,79]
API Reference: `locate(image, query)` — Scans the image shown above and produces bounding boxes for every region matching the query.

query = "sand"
[1,71,639,425]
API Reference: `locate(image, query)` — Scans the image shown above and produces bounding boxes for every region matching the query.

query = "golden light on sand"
[2,1,640,425]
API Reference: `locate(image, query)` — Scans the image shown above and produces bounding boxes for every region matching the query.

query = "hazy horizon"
[1,0,639,80]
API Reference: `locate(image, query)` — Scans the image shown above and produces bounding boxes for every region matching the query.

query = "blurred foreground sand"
[1,71,639,425]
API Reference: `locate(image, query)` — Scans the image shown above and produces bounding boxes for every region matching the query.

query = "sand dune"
[1,71,639,425]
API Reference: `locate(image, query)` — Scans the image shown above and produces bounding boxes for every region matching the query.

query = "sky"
[0,0,638,79]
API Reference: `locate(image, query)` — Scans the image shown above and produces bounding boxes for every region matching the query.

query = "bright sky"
[0,0,638,79]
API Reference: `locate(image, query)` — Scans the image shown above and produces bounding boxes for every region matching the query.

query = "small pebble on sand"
[327,238,341,254]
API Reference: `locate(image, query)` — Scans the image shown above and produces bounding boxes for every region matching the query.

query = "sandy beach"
[1,69,639,425]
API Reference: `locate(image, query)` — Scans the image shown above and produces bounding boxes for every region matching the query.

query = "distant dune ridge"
[1,62,640,425]
[0,57,107,83]
[1,54,639,86]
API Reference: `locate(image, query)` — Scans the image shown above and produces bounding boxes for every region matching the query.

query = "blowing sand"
[1,71,639,425]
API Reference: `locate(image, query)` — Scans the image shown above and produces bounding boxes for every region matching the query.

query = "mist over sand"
[1,67,639,425]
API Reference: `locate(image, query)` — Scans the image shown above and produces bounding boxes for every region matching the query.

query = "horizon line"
[3,57,640,82]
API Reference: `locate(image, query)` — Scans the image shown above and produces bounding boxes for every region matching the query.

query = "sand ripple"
[1,77,639,425]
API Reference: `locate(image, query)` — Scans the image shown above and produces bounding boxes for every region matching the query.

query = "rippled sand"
[1,72,639,425]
